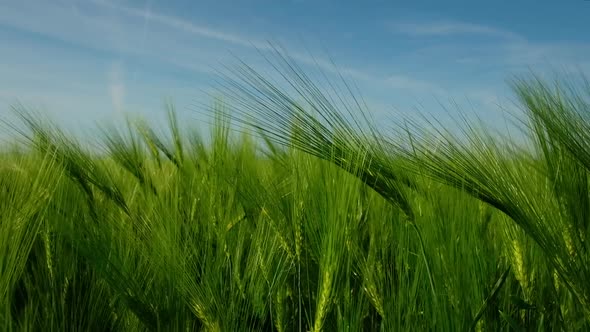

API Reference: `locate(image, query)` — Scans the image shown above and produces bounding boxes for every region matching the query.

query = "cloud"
[108,62,126,113]
[1,0,440,96]
[385,75,447,96]
[6,0,558,128]
[389,20,523,41]
[90,0,271,50]
[90,0,377,82]
[500,41,590,69]
[450,41,590,73]
[384,18,590,79]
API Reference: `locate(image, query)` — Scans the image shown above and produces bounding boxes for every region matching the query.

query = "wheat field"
[1,56,590,331]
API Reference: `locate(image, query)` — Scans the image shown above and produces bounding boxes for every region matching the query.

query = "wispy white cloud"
[389,20,524,41]
[385,74,447,96]
[0,0,451,100]
[90,0,378,82]
[107,62,126,113]
[10,0,582,129]
[501,41,590,69]
[385,18,590,80]
[450,41,590,73]
[90,0,271,50]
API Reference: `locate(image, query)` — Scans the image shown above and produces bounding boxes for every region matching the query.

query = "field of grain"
[1,59,590,331]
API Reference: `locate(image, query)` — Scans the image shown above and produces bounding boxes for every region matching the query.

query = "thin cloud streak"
[90,0,272,50]
[90,0,379,83]
[385,74,447,96]
[389,20,524,41]
[107,62,126,113]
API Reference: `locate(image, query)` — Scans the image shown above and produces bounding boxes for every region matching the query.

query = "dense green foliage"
[2,57,590,331]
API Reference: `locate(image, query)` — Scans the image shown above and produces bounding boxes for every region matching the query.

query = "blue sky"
[1,0,589,137]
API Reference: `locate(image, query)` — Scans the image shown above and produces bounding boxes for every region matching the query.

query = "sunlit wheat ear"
[511,238,528,292]
[312,266,335,332]
[273,288,286,332]
[362,264,385,318]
